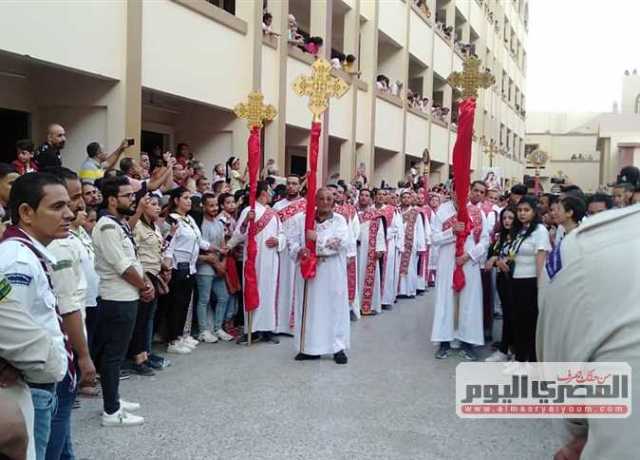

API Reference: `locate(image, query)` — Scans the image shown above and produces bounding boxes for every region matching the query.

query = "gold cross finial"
[293,58,349,122]
[233,91,277,129]
[447,55,495,99]
[482,139,499,167]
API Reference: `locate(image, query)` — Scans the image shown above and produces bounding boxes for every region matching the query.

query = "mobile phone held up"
[127,138,135,147]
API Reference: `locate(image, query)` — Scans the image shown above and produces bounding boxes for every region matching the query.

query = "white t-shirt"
[512,224,551,279]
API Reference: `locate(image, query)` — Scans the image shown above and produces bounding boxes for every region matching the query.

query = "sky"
[526,0,640,112]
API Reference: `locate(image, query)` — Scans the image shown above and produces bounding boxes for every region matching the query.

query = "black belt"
[27,382,56,393]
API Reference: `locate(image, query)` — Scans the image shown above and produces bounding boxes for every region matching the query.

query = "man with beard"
[330,183,361,320]
[44,168,96,459]
[35,124,67,170]
[82,181,101,208]
[374,189,404,309]
[273,175,306,334]
[397,190,427,298]
[92,175,153,427]
[355,189,385,316]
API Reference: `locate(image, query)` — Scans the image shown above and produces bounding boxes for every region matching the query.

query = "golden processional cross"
[233,91,278,129]
[482,139,499,167]
[293,58,349,122]
[447,55,495,99]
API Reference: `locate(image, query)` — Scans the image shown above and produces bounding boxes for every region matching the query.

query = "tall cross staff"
[233,90,277,346]
[292,58,348,353]
[482,139,499,168]
[447,55,494,329]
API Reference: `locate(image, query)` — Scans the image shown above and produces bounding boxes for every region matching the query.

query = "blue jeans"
[144,296,158,353]
[31,385,56,460]
[196,274,234,333]
[45,373,76,460]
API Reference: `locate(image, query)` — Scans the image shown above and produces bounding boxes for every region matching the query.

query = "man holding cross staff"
[430,56,494,361]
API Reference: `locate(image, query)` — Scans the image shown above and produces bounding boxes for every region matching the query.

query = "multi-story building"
[0,0,527,187]
[526,70,640,193]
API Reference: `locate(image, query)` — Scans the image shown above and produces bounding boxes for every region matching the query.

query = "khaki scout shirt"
[537,205,640,460]
[48,234,87,316]
[92,215,143,302]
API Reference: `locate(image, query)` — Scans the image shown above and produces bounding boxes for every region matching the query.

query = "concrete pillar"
[358,0,379,182]
[123,0,142,159]
[309,0,332,183]
[264,0,288,174]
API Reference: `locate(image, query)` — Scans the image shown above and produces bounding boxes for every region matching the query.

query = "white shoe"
[181,336,199,347]
[485,350,509,362]
[450,339,461,349]
[102,408,144,427]
[177,337,196,350]
[167,341,192,354]
[215,329,234,342]
[119,399,140,411]
[198,331,218,343]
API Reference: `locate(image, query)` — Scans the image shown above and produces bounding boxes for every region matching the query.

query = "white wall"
[142,0,251,111]
[409,12,433,66]
[406,112,428,157]
[374,98,403,152]
[378,0,406,47]
[0,1,125,79]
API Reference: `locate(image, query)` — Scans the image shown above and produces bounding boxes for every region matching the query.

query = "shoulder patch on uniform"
[52,259,73,271]
[100,224,116,231]
[0,277,12,301]
[5,273,33,286]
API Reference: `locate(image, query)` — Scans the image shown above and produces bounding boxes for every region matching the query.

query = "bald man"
[35,124,66,170]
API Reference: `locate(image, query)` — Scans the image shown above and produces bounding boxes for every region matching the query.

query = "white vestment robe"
[288,212,351,355]
[356,209,386,313]
[273,197,305,334]
[416,211,433,292]
[381,208,404,306]
[397,208,427,297]
[230,202,285,333]
[430,200,488,345]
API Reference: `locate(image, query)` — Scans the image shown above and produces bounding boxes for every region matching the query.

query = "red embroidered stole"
[254,207,276,235]
[335,203,356,222]
[358,208,381,313]
[336,204,357,303]
[442,204,482,244]
[276,199,306,223]
[399,208,418,275]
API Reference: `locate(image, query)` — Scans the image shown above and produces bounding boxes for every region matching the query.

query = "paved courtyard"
[72,293,559,460]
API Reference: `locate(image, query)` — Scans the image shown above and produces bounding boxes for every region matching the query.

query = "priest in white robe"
[273,175,306,334]
[228,181,285,343]
[355,189,386,315]
[332,185,361,321]
[374,190,404,308]
[430,198,488,361]
[288,188,350,364]
[397,191,428,298]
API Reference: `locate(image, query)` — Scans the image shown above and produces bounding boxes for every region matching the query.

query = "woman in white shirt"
[510,195,551,362]
[163,187,211,354]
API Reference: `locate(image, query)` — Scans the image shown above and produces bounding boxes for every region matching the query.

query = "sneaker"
[167,341,192,354]
[119,399,140,411]
[215,329,234,342]
[119,369,130,381]
[435,346,449,360]
[333,350,348,364]
[181,336,199,347]
[198,331,219,343]
[178,337,197,350]
[148,354,171,369]
[459,348,479,361]
[381,304,393,311]
[485,350,509,362]
[349,311,358,322]
[129,362,155,376]
[101,408,144,427]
